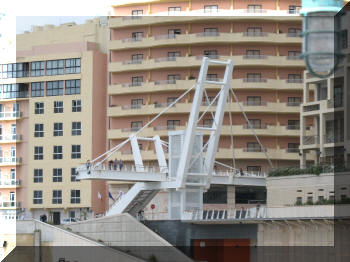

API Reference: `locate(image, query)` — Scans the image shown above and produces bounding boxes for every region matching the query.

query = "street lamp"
[300,0,344,78]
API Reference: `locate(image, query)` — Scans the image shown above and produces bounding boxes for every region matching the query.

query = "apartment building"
[300,6,350,167]
[107,0,308,212]
[0,18,108,224]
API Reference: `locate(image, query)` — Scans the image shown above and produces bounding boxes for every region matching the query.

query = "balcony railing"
[0,134,22,141]
[153,125,178,131]
[0,180,20,186]
[286,148,299,153]
[154,102,176,108]
[0,201,20,208]
[286,78,303,83]
[0,157,21,164]
[243,55,267,59]
[121,127,142,133]
[243,101,267,106]
[286,125,300,130]
[0,111,22,119]
[154,79,178,85]
[243,78,267,83]
[324,134,344,144]
[122,37,143,43]
[121,104,143,110]
[303,104,320,112]
[154,34,179,40]
[154,57,178,62]
[243,147,266,152]
[196,32,220,37]
[287,55,302,60]
[243,124,267,129]
[287,32,301,37]
[242,32,268,37]
[287,102,301,107]
[122,59,143,65]
[303,135,320,145]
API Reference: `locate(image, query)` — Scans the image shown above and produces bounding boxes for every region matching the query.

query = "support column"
[34,229,41,262]
[227,186,235,210]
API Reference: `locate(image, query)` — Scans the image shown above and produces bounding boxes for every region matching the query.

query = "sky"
[0,0,113,61]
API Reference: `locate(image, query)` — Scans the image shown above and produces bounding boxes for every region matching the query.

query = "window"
[33,190,43,204]
[3,63,29,78]
[71,168,79,182]
[30,61,44,77]
[131,54,143,64]
[34,124,44,137]
[288,28,301,37]
[206,74,218,81]
[53,168,62,182]
[72,122,81,136]
[168,29,181,38]
[131,76,143,86]
[246,142,261,152]
[287,74,302,83]
[247,27,262,36]
[3,83,29,99]
[35,102,44,114]
[71,190,81,204]
[341,30,348,49]
[246,73,262,82]
[247,96,261,106]
[132,32,143,41]
[289,5,301,14]
[167,97,177,106]
[168,51,180,61]
[204,5,218,13]
[247,4,262,13]
[65,58,81,74]
[247,166,262,173]
[204,28,219,36]
[53,123,63,136]
[46,81,64,96]
[167,74,180,84]
[52,190,62,204]
[248,119,261,129]
[203,186,227,204]
[167,120,180,130]
[34,146,43,160]
[307,196,313,203]
[46,60,64,75]
[246,50,261,58]
[288,51,301,58]
[31,82,44,97]
[72,145,81,159]
[131,99,143,109]
[287,143,299,153]
[53,146,63,160]
[296,197,302,204]
[72,100,81,112]
[131,9,143,17]
[65,79,80,95]
[131,121,142,131]
[168,6,181,15]
[204,50,218,59]
[287,120,300,130]
[34,169,43,183]
[54,101,63,113]
[203,119,213,127]
[318,196,325,202]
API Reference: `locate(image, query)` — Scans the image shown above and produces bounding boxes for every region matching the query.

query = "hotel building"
[0,18,109,225]
[107,0,310,212]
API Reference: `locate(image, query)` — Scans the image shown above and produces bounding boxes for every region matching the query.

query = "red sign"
[151,204,155,210]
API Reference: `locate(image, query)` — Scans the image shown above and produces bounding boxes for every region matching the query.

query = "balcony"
[0,157,22,166]
[109,32,302,51]
[285,148,300,153]
[303,135,320,146]
[108,124,300,140]
[108,78,303,95]
[0,111,22,120]
[109,14,301,29]
[324,134,344,144]
[0,201,20,209]
[0,179,21,188]
[108,101,299,118]
[0,134,22,143]
[109,54,304,73]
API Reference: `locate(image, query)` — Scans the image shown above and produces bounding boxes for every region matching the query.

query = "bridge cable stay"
[230,88,274,169]
[92,83,197,167]
[228,95,236,169]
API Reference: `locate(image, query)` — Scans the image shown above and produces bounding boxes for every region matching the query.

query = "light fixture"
[300,0,344,78]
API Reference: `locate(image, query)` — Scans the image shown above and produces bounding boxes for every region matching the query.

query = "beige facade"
[0,18,108,225]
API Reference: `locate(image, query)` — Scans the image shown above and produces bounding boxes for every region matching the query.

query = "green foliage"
[268,164,334,177]
[148,255,158,262]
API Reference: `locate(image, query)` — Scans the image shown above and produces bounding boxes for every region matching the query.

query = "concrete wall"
[62,213,193,262]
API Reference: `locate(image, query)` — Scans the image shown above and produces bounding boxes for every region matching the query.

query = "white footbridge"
[77,57,272,220]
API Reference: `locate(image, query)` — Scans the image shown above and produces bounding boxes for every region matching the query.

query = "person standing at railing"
[113,159,118,170]
[108,160,114,170]
[119,160,124,171]
[86,160,91,174]
[240,168,244,176]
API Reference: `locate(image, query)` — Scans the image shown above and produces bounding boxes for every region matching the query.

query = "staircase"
[107,182,160,217]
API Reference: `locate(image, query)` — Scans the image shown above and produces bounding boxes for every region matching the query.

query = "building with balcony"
[108,0,306,215]
[300,7,349,167]
[0,18,109,224]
